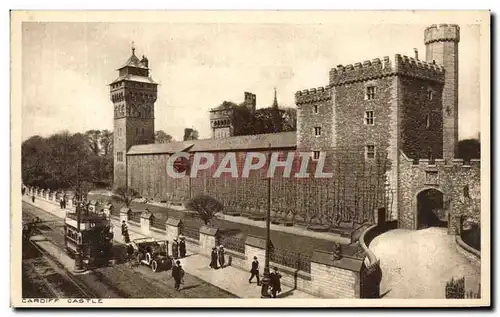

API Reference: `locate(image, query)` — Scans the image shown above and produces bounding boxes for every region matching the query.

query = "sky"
[21,22,481,141]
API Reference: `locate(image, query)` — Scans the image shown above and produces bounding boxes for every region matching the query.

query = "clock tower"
[110,45,158,188]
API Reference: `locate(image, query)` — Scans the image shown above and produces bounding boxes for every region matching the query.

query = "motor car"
[131,237,172,272]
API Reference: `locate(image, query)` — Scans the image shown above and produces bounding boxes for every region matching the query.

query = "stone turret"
[424,24,460,161]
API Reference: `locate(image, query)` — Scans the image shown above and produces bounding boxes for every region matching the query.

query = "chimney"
[413,48,419,60]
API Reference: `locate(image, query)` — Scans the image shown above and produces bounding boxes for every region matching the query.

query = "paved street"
[22,202,235,299]
[370,227,481,299]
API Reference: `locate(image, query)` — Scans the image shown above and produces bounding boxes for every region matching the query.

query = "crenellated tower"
[424,24,460,161]
[110,45,158,188]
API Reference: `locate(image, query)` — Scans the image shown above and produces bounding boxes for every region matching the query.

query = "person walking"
[121,221,130,243]
[178,236,186,258]
[62,193,67,209]
[60,196,64,209]
[172,238,179,259]
[172,260,185,291]
[249,256,260,285]
[209,247,218,269]
[270,267,282,298]
[218,245,226,268]
[31,193,35,203]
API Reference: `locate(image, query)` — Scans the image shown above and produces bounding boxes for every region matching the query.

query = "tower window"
[313,151,321,160]
[366,86,376,100]
[428,90,433,100]
[365,111,374,125]
[425,114,430,129]
[366,145,375,159]
[314,127,321,136]
[314,105,319,114]
[117,152,124,162]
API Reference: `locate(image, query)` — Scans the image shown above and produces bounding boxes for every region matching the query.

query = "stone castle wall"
[398,151,480,231]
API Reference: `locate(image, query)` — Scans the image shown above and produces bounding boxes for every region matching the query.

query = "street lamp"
[260,144,272,298]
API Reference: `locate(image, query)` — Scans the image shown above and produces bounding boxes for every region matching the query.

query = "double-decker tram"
[64,201,114,270]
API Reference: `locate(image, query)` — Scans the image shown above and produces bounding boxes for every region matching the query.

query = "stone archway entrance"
[416,188,447,229]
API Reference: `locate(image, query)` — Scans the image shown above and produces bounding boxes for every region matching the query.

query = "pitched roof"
[127,131,297,155]
[118,50,148,69]
[110,74,158,85]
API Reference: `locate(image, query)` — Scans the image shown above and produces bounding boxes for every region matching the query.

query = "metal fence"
[180,225,200,240]
[129,212,141,223]
[270,248,311,273]
[150,217,165,230]
[220,235,245,253]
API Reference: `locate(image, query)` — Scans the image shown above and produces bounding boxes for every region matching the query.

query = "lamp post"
[260,144,272,298]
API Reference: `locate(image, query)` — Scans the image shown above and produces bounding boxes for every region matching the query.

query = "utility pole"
[260,143,272,298]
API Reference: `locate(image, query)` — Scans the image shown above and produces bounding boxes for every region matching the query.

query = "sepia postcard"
[10,10,490,308]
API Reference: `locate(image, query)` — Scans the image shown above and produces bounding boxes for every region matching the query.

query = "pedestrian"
[31,194,35,203]
[218,245,225,268]
[126,243,135,266]
[121,220,127,235]
[172,260,185,291]
[249,256,260,285]
[62,193,67,209]
[270,267,282,298]
[209,246,218,269]
[60,197,64,209]
[179,236,186,258]
[172,238,179,259]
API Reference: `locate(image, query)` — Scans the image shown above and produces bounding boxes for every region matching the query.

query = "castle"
[111,24,480,233]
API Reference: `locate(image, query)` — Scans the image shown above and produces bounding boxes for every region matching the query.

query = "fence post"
[166,218,182,242]
[140,210,153,236]
[120,207,131,224]
[199,225,219,257]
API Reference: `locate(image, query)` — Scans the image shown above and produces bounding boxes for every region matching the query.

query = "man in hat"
[172,238,179,259]
[210,246,218,269]
[218,245,225,268]
[249,256,260,285]
[171,260,185,291]
[270,267,282,298]
[178,236,186,258]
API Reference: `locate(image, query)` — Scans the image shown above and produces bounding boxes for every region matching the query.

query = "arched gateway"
[416,188,447,229]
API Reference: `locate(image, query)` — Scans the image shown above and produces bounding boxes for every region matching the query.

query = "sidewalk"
[22,196,319,299]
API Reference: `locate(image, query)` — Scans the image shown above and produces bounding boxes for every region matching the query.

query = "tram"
[64,200,114,269]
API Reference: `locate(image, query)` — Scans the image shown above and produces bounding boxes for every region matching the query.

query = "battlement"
[424,24,460,44]
[400,151,480,168]
[394,54,445,83]
[329,53,445,86]
[295,86,332,105]
[329,56,394,86]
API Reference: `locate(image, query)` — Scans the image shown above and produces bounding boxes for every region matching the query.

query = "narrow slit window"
[313,151,321,160]
[314,127,321,136]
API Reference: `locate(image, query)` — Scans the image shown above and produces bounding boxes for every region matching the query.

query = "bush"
[445,277,465,299]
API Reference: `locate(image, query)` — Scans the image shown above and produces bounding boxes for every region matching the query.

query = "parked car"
[131,237,172,272]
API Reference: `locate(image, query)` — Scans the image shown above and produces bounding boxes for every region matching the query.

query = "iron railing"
[129,212,141,223]
[270,248,311,273]
[180,225,200,240]
[150,217,165,230]
[219,235,245,253]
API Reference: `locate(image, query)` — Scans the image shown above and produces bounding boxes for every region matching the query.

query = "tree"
[100,129,113,157]
[114,186,140,207]
[281,107,297,132]
[155,130,173,143]
[183,128,199,141]
[85,129,102,156]
[185,194,223,225]
[458,139,480,161]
